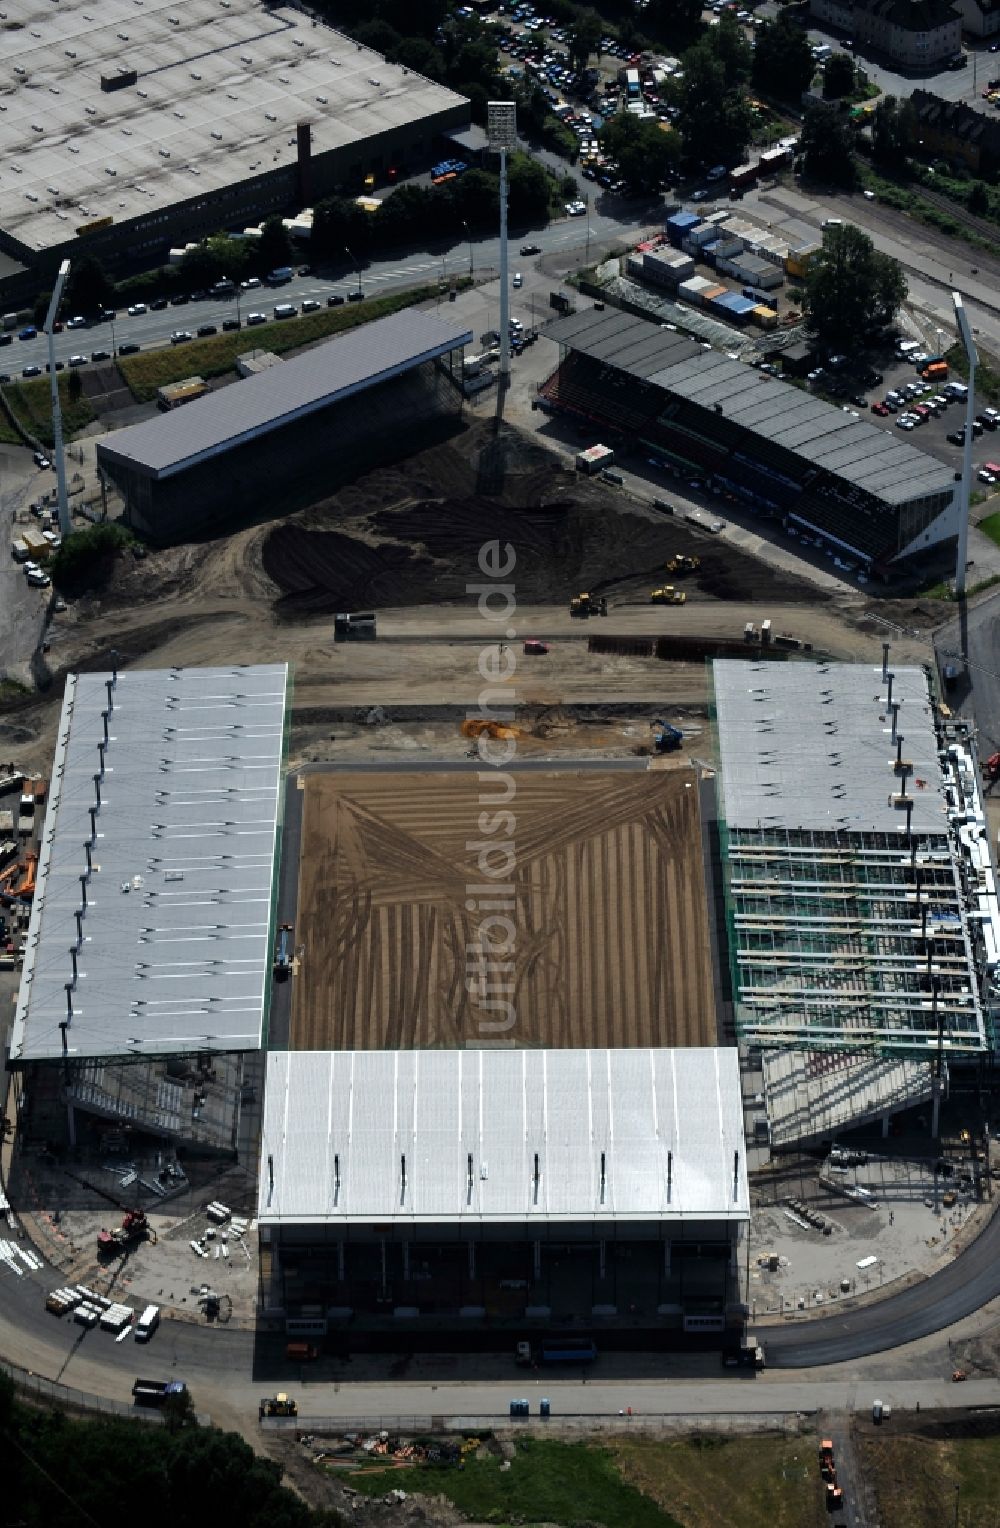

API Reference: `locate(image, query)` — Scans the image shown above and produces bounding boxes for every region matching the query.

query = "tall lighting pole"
[43,259,72,539]
[488,100,517,430]
[954,291,977,600]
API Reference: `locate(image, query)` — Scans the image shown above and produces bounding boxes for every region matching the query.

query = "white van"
[135,1303,160,1341]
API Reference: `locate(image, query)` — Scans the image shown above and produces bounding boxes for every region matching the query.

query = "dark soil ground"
[261,425,825,616]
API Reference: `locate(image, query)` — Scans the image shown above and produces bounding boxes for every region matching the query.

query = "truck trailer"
[516,1339,598,1365]
[132,1377,187,1407]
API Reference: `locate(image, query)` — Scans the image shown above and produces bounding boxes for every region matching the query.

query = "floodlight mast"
[488,101,517,430]
[44,259,72,539]
[953,291,977,599]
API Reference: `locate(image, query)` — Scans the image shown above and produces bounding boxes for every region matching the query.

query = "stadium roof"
[258,1048,750,1227]
[11,664,287,1064]
[713,659,945,834]
[97,309,471,477]
[0,0,468,256]
[544,308,956,506]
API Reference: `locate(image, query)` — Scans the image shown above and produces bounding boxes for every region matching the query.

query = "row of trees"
[0,1373,343,1528]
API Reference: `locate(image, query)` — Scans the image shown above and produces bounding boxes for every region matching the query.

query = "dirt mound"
[261,425,823,615]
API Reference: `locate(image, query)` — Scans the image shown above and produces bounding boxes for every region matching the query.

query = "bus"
[625,68,640,102]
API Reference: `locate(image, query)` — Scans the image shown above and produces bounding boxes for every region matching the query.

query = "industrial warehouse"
[539,307,960,573]
[0,0,470,293]
[96,309,472,540]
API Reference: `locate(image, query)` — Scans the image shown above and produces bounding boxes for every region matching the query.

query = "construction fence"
[1,1360,211,1427]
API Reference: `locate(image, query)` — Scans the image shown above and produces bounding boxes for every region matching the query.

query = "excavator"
[0,853,36,906]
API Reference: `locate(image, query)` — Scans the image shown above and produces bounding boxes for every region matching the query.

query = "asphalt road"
[763,1204,1000,1367]
[1,202,651,378]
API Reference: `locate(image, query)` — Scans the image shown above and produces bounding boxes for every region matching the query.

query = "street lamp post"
[953,291,978,599]
[462,220,474,279]
[488,100,517,430]
[43,258,72,539]
[344,246,362,298]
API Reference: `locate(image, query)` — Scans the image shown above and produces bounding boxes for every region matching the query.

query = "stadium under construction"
[539,307,959,574]
[712,654,999,1149]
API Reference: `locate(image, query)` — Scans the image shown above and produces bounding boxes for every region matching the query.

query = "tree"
[65,254,112,317]
[67,366,83,405]
[257,216,292,273]
[568,8,601,70]
[394,35,445,80]
[644,0,702,47]
[311,197,372,260]
[799,100,857,187]
[508,154,553,225]
[372,182,433,245]
[677,42,752,168]
[823,51,856,99]
[712,10,753,90]
[870,94,912,172]
[970,180,989,214]
[599,111,681,194]
[805,223,907,352]
[751,13,815,103]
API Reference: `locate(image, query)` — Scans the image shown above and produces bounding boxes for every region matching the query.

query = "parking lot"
[809,348,1000,487]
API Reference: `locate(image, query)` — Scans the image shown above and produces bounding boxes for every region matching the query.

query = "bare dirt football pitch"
[290,766,716,1051]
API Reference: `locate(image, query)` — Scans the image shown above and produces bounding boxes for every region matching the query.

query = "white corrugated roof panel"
[258,1048,749,1227]
[11,664,287,1063]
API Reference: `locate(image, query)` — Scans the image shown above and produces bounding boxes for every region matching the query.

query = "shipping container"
[729,162,758,189]
[666,211,702,245]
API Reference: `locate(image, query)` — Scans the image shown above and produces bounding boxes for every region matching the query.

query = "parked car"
[26,569,51,587]
[119,342,141,355]
[301,298,321,312]
[66,314,88,328]
[127,302,147,316]
[22,365,41,377]
[170,330,193,344]
[150,296,169,310]
[520,243,541,255]
[327,294,344,307]
[67,354,87,367]
[196,324,217,337]
[222,318,241,331]
[90,349,110,361]
[246,311,266,325]
[871,401,889,417]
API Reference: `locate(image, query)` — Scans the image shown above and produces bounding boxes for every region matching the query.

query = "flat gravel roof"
[97,309,471,477]
[11,664,287,1064]
[258,1048,750,1227]
[544,308,956,507]
[0,0,467,254]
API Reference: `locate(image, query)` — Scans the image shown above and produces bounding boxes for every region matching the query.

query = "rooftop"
[713,658,945,834]
[0,0,468,255]
[11,664,287,1064]
[97,309,471,477]
[544,308,956,507]
[258,1048,750,1227]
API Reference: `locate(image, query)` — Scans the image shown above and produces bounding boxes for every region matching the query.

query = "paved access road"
[763,1207,1000,1368]
[3,202,652,377]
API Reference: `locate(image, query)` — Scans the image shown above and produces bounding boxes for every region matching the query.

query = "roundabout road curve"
[762,1205,1000,1368]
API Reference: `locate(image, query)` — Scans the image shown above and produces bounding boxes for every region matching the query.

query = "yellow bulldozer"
[569,592,608,618]
[666,553,700,575]
[650,586,686,605]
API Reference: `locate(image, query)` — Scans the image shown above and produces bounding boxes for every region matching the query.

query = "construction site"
[288,766,716,1053]
[1,392,999,1364]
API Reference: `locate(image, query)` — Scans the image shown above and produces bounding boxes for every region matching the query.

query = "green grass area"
[2,373,96,448]
[861,168,1000,261]
[862,1427,1000,1527]
[977,510,1000,548]
[0,400,21,445]
[612,1435,826,1528]
[345,1437,681,1527]
[118,282,465,403]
